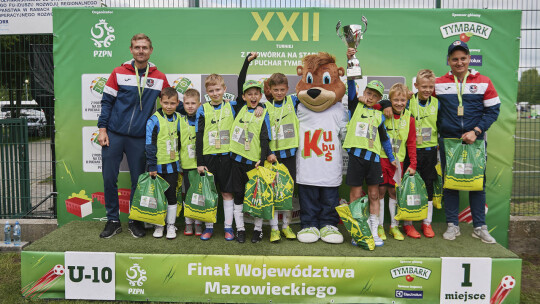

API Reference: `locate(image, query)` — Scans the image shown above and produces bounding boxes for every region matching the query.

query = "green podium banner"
[53,7,520,247]
[21,251,522,303]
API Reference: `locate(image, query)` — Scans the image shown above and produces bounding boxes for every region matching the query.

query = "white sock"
[185,217,194,225]
[389,198,398,228]
[282,210,291,229]
[423,201,433,225]
[369,214,379,226]
[233,204,245,231]
[205,222,213,229]
[223,199,234,228]
[194,220,202,225]
[404,221,413,226]
[269,211,279,230]
[379,198,385,225]
[254,218,263,231]
[167,205,177,225]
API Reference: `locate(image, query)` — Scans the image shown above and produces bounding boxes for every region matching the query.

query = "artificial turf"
[25,221,517,258]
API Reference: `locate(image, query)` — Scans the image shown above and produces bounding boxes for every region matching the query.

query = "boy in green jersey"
[179,89,203,236]
[229,79,272,243]
[145,87,181,239]
[265,72,300,242]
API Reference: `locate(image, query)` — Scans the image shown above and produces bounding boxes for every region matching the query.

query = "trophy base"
[346,67,363,80]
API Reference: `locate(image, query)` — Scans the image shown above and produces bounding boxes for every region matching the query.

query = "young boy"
[179,88,203,236]
[230,79,272,243]
[195,53,259,241]
[343,48,397,247]
[145,87,181,239]
[404,69,439,238]
[378,83,417,241]
[265,73,300,242]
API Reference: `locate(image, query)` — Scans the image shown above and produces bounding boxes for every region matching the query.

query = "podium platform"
[21,221,521,303]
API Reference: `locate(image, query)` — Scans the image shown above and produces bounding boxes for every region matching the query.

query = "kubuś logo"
[90,76,107,98]
[172,77,194,94]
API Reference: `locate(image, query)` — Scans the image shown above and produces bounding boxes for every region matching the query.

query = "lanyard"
[135,64,149,110]
[362,105,375,128]
[272,99,286,133]
[211,103,225,132]
[453,71,470,108]
[184,116,195,143]
[415,94,430,129]
[243,107,256,129]
[161,112,176,146]
[391,111,403,141]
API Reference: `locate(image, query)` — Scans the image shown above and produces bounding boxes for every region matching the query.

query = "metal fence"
[0,0,538,218]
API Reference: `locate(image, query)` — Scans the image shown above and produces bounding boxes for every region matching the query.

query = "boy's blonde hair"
[183,88,200,101]
[389,83,409,100]
[205,74,225,89]
[416,69,436,83]
[267,73,288,87]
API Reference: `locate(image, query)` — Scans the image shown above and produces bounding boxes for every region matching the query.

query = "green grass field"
[512,118,540,215]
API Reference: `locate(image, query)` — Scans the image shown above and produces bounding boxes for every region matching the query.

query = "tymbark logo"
[251,12,319,41]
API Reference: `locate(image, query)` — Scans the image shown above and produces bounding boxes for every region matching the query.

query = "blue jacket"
[98,60,170,138]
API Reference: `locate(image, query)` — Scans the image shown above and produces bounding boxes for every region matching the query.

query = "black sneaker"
[128,220,146,238]
[251,230,263,243]
[100,220,122,238]
[236,230,246,243]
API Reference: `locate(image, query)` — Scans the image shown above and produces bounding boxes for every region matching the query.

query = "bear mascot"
[295,52,349,244]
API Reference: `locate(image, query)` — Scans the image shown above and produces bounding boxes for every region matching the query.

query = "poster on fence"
[53,7,520,246]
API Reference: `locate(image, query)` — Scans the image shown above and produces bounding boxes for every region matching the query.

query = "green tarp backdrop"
[53,7,520,247]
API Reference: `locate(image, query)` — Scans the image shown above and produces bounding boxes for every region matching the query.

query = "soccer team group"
[96,33,501,248]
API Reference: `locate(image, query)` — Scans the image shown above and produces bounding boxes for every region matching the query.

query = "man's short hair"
[161,87,178,100]
[183,88,200,101]
[131,33,152,48]
[267,73,289,87]
[389,83,409,100]
[205,74,225,89]
[416,69,436,82]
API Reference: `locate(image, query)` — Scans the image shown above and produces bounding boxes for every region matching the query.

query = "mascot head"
[295,52,346,112]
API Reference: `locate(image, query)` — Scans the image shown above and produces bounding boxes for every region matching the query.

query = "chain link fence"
[0,0,538,218]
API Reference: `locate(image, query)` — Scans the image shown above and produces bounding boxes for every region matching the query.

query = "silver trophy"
[336,17,368,79]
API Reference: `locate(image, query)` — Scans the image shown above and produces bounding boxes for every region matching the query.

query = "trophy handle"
[336,20,343,39]
[361,16,368,34]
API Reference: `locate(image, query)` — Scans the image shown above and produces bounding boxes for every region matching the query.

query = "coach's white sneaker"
[472,225,496,244]
[297,227,320,243]
[320,225,344,244]
[443,223,461,240]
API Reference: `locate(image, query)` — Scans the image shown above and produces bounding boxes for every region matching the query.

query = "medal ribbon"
[453,71,470,110]
[272,100,286,142]
[135,64,149,110]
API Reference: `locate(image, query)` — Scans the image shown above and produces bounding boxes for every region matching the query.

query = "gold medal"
[170,150,175,160]
[244,139,251,151]
[417,134,423,145]
[457,106,464,116]
[369,139,374,149]
[215,135,221,149]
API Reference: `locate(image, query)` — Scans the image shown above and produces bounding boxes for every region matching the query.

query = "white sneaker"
[368,216,384,247]
[320,225,344,244]
[166,224,177,239]
[297,227,320,243]
[472,225,496,244]
[153,225,164,238]
[443,223,461,240]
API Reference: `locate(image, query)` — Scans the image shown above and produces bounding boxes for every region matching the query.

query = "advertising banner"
[0,0,99,35]
[53,8,520,247]
[21,251,522,303]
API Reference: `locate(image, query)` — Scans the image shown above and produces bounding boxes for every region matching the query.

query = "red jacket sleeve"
[406,116,417,170]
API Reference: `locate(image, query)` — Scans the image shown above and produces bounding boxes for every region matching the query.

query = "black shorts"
[277,154,296,183]
[203,154,233,193]
[346,153,383,186]
[415,148,438,182]
[182,168,195,194]
[230,160,256,205]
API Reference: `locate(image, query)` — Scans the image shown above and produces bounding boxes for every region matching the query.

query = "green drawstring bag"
[264,161,294,211]
[336,196,375,251]
[443,138,486,191]
[433,162,443,209]
[395,173,428,221]
[129,173,170,226]
[243,167,275,220]
[184,170,219,223]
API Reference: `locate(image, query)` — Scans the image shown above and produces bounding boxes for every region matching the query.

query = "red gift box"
[65,197,92,218]
[92,192,105,205]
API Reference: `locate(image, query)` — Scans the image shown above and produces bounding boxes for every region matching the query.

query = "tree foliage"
[518,68,540,105]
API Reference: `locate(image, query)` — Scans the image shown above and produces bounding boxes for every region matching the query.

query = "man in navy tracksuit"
[435,40,500,244]
[97,33,170,238]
